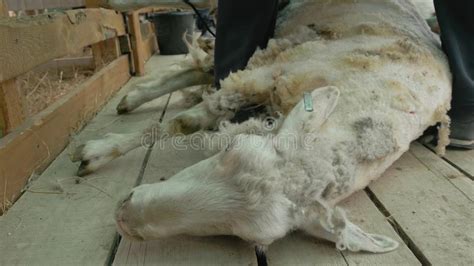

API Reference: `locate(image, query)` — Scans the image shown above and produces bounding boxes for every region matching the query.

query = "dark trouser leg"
[214,0,278,87]
[434,0,474,145]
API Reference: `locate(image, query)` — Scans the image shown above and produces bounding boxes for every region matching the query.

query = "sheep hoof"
[77,161,93,177]
[72,135,124,176]
[117,95,131,114]
[71,144,86,162]
[255,246,268,266]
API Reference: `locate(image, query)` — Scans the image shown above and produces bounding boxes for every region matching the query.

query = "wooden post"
[90,37,122,68]
[127,7,162,76]
[117,34,135,74]
[0,79,25,137]
[0,0,24,136]
[85,0,100,8]
[128,10,147,76]
[142,20,159,60]
[86,0,122,69]
[0,0,8,16]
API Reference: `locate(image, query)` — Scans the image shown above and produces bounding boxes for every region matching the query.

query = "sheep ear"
[279,86,340,136]
[338,221,399,253]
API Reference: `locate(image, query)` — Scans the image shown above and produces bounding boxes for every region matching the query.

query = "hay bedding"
[16,48,103,117]
[18,68,93,116]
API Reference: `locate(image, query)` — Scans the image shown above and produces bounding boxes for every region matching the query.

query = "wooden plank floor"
[0,55,185,265]
[1,55,473,265]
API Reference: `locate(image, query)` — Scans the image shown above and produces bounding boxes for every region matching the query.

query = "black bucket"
[148,11,196,55]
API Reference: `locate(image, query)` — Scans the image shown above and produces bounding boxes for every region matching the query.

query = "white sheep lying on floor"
[73,0,452,257]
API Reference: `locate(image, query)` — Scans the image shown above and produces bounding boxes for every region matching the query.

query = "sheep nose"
[120,191,134,206]
[115,192,133,222]
[115,192,144,241]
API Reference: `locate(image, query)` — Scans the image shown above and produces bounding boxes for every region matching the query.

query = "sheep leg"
[72,99,221,176]
[116,68,213,114]
[73,73,275,176]
[72,131,146,176]
[255,246,268,266]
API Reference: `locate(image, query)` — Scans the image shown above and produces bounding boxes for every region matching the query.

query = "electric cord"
[183,0,216,37]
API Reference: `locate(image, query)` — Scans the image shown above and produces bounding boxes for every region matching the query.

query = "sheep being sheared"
[73,0,452,256]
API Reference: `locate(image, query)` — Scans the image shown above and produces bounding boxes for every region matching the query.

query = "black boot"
[434,0,474,149]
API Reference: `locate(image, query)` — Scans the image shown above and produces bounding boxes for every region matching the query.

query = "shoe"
[449,116,474,149]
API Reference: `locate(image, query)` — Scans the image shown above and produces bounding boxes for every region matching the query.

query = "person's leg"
[434,0,474,148]
[214,0,279,86]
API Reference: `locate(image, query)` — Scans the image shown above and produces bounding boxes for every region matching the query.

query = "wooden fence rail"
[0,0,199,213]
[0,5,130,213]
[0,9,125,82]
[5,0,85,11]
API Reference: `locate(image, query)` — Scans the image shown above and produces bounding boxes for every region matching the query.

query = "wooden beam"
[0,56,130,212]
[33,56,95,72]
[143,30,158,60]
[86,1,121,69]
[127,11,146,75]
[0,3,24,137]
[85,0,99,8]
[90,37,122,69]
[141,21,158,62]
[97,0,210,11]
[5,0,86,11]
[0,0,8,16]
[0,8,126,82]
[127,11,160,76]
[0,79,25,136]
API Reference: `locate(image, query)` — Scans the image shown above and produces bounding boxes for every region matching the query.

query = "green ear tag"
[303,92,314,112]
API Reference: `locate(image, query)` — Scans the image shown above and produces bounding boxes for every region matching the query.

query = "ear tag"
[303,92,314,112]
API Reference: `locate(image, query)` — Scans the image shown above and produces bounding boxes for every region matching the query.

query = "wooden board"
[267,191,419,265]
[0,78,25,135]
[127,11,147,76]
[91,37,122,69]
[98,0,210,11]
[0,56,130,212]
[439,148,474,178]
[0,0,8,15]
[412,142,473,201]
[86,1,122,70]
[127,8,164,76]
[6,0,85,11]
[0,8,126,82]
[33,56,95,72]
[141,21,158,61]
[424,143,474,179]
[340,191,420,265]
[369,147,474,265]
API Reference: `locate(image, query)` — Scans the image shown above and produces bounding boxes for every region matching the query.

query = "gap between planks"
[423,142,474,180]
[368,144,473,265]
[107,93,173,264]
